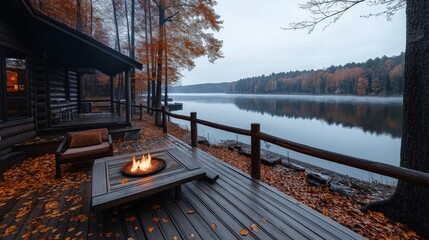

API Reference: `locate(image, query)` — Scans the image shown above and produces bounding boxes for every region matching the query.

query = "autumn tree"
[137,0,223,125]
[287,0,429,238]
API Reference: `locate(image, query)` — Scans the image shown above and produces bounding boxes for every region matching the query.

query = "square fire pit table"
[91,147,206,211]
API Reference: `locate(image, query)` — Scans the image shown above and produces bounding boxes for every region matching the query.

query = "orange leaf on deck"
[152,217,160,222]
[148,226,155,233]
[211,223,217,230]
[187,210,195,214]
[127,216,137,222]
[250,224,259,232]
[162,218,169,223]
[120,178,128,184]
[240,229,249,236]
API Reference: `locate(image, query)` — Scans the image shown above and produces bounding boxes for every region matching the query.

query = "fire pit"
[121,154,166,177]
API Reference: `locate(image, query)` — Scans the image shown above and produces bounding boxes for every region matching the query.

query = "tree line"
[172,53,405,96]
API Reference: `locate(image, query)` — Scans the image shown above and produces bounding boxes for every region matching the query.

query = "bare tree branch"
[284,0,405,33]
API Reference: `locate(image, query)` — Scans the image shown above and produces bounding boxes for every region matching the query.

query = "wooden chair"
[55,128,113,178]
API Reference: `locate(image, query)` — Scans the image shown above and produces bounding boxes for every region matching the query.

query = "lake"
[168,93,403,184]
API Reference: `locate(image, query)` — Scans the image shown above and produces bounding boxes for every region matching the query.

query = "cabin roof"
[0,0,142,76]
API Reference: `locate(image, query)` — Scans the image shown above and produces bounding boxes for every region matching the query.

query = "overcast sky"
[178,0,406,86]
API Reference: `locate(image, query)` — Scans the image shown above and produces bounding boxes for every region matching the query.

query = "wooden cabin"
[0,0,142,175]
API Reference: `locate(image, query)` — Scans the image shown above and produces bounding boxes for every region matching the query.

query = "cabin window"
[2,49,30,120]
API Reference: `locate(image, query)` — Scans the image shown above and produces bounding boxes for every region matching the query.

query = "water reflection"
[172,94,403,138]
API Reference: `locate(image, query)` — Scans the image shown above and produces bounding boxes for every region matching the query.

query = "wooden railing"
[130,104,429,187]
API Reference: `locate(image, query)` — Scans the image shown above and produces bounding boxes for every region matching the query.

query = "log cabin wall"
[34,63,78,129]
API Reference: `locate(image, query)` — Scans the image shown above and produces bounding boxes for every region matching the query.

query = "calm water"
[169,93,402,184]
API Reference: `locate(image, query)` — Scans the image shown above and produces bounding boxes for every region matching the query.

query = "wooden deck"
[0,134,364,239]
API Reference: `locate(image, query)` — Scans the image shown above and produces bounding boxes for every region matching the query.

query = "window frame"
[0,46,31,122]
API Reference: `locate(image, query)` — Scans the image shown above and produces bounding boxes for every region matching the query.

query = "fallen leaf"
[120,178,128,184]
[152,217,160,222]
[126,216,137,222]
[54,234,61,239]
[211,223,217,230]
[134,226,139,230]
[162,218,169,223]
[187,210,195,214]
[189,233,195,239]
[240,229,249,236]
[262,217,268,223]
[75,231,83,236]
[45,201,60,210]
[128,238,135,240]
[87,233,94,237]
[68,227,75,232]
[173,236,179,240]
[148,226,154,233]
[106,232,112,237]
[250,224,259,232]
[21,232,31,238]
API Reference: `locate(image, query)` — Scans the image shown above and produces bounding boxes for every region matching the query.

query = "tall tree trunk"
[124,0,131,55]
[365,1,429,238]
[112,0,123,101]
[89,0,93,37]
[164,25,168,107]
[154,3,165,126]
[76,0,83,32]
[148,0,156,114]
[130,0,136,106]
[144,0,151,113]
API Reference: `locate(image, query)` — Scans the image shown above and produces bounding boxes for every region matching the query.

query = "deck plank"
[0,134,364,240]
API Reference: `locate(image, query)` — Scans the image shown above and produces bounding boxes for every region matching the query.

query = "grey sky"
[179,0,406,86]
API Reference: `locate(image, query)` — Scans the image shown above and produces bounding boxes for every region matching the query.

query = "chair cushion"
[69,131,102,148]
[61,142,110,160]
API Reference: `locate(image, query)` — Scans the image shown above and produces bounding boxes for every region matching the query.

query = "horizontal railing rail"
[82,99,111,103]
[132,104,429,187]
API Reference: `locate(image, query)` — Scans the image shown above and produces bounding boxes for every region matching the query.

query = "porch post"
[125,68,132,124]
[77,73,82,114]
[110,75,114,113]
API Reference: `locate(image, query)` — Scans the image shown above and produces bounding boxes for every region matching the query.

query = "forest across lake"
[169,93,402,184]
[172,53,404,96]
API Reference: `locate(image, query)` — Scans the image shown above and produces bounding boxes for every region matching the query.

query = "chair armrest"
[56,138,68,155]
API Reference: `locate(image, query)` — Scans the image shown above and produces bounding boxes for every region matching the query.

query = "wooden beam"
[125,69,131,123]
[110,75,114,113]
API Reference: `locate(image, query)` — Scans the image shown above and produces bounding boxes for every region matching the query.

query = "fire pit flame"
[131,154,152,172]
[121,153,166,177]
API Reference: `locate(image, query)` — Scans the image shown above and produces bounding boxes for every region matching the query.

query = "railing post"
[140,103,143,120]
[251,123,261,179]
[117,100,121,116]
[162,106,168,133]
[191,112,197,147]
